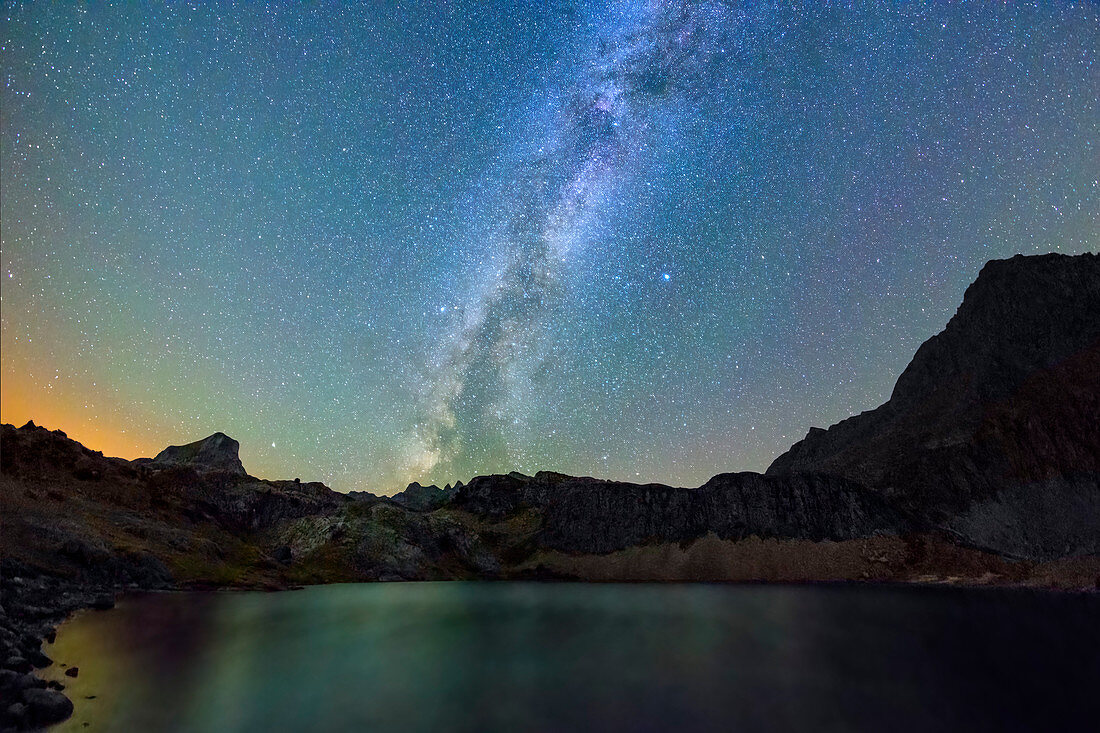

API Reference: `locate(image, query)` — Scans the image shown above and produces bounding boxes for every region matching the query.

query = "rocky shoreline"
[2,252,1098,730]
[3,552,1096,732]
[0,558,297,732]
[0,561,117,731]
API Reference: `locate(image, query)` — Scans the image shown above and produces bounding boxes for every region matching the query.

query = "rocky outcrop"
[390,481,461,511]
[454,470,909,554]
[275,502,499,582]
[0,424,498,730]
[157,471,351,534]
[149,432,247,475]
[768,253,1100,559]
[346,482,462,511]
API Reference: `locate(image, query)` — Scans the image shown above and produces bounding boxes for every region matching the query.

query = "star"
[0,1,1094,493]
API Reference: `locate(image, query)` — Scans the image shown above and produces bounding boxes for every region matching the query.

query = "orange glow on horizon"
[1,374,163,461]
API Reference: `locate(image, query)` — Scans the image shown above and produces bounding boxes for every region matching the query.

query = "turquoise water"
[43,582,1098,732]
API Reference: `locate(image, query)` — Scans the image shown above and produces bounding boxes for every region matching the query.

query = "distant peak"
[152,432,246,475]
[390,480,459,511]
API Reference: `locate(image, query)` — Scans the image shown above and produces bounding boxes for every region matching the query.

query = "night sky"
[2,2,1097,493]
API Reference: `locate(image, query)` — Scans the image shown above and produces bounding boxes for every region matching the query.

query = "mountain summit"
[768,252,1100,559]
[151,432,247,475]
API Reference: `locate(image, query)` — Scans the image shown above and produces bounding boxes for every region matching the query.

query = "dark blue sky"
[2,1,1097,492]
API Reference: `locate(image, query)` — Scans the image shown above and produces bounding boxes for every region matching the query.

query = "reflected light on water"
[42,583,1100,732]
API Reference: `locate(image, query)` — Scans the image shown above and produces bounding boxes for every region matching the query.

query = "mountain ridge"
[768,252,1100,560]
[3,252,1099,730]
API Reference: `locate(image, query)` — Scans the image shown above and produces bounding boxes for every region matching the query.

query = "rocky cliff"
[768,253,1100,559]
[148,432,247,475]
[453,470,909,554]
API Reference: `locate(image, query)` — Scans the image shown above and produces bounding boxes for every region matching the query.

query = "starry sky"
[2,2,1097,493]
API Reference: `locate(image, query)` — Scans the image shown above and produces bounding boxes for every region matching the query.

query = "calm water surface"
[42,582,1099,732]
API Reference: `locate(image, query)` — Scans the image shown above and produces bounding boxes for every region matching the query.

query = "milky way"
[403,1,747,479]
[2,2,1096,491]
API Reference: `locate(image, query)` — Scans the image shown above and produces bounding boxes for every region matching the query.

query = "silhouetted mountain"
[391,481,461,511]
[346,489,382,502]
[768,253,1100,559]
[3,253,1099,729]
[148,432,247,475]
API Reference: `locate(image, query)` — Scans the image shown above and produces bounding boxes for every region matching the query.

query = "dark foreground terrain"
[2,252,1098,730]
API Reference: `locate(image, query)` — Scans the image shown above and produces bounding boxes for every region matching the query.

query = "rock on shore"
[0,562,111,731]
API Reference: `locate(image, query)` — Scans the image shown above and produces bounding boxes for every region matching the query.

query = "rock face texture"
[150,432,247,475]
[454,470,908,554]
[768,253,1100,559]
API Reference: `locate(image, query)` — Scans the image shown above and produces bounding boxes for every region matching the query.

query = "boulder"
[3,657,30,674]
[22,688,74,726]
[10,674,44,692]
[3,702,28,729]
[26,650,51,669]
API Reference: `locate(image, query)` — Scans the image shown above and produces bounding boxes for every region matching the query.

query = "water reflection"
[43,583,1099,732]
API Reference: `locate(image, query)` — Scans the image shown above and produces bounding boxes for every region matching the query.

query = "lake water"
[42,582,1098,732]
